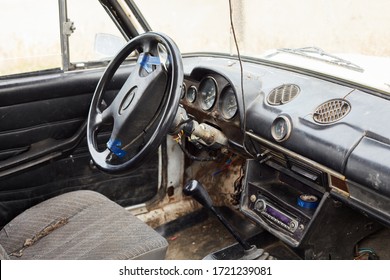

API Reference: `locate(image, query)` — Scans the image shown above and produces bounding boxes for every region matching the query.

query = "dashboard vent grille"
[267,84,300,105]
[313,99,351,124]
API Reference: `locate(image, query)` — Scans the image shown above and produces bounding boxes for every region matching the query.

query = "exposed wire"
[229,0,246,132]
[172,130,184,143]
[358,247,375,254]
[177,141,217,162]
[231,160,245,205]
[212,156,234,176]
[354,247,379,260]
[172,118,193,133]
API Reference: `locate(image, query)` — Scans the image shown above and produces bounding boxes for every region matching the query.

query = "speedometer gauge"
[199,77,217,111]
[219,86,238,120]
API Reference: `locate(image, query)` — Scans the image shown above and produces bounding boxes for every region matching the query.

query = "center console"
[240,159,325,247]
[240,159,381,259]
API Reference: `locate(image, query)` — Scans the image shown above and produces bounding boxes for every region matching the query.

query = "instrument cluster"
[180,74,239,123]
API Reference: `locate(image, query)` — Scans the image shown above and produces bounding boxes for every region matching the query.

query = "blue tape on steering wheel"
[138,53,161,73]
[107,139,127,158]
[297,194,319,209]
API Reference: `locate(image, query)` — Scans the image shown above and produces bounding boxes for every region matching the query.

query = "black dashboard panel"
[346,137,390,197]
[244,67,383,174]
[181,54,390,231]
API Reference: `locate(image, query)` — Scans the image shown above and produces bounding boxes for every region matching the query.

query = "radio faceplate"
[240,160,324,247]
[253,198,299,233]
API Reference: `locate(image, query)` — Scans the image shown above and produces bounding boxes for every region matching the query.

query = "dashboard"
[180,70,242,145]
[180,54,390,250]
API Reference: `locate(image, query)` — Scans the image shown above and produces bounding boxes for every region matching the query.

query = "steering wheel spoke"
[100,104,113,122]
[88,101,113,133]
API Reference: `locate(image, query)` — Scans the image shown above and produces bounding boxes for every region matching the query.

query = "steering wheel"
[87,32,183,173]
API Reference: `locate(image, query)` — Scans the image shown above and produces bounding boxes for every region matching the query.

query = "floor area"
[358,228,390,260]
[165,215,235,260]
[156,207,390,260]
[156,207,299,260]
[156,209,236,260]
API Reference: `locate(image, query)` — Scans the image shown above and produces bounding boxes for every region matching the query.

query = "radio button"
[254,199,266,211]
[250,195,257,203]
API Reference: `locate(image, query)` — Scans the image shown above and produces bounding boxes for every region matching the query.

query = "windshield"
[133,0,390,93]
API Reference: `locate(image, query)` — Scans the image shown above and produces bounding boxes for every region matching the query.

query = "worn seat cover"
[0,190,167,260]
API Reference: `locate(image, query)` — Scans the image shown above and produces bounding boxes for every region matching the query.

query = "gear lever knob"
[183,180,214,209]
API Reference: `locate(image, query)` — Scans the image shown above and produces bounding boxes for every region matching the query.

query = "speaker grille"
[267,84,300,105]
[313,99,351,124]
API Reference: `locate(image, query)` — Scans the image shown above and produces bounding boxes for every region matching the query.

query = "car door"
[0,0,160,228]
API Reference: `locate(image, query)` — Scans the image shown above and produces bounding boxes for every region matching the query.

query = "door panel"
[0,66,160,228]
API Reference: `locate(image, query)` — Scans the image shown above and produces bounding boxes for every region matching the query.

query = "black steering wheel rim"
[87,32,183,173]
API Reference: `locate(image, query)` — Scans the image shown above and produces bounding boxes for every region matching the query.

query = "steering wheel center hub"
[119,86,137,115]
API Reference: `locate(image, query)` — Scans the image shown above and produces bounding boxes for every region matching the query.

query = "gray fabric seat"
[0,190,168,260]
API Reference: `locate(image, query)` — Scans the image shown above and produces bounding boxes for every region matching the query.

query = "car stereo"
[240,159,325,247]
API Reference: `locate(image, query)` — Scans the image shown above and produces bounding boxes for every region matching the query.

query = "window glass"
[133,0,231,55]
[0,1,61,76]
[134,0,390,58]
[67,0,125,64]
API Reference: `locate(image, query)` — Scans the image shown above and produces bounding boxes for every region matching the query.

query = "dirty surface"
[357,228,390,260]
[159,207,390,260]
[163,212,236,260]
[158,205,266,260]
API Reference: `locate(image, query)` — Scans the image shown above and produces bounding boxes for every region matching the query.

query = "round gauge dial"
[199,77,217,111]
[181,83,186,99]
[186,86,197,103]
[271,116,292,142]
[219,86,238,119]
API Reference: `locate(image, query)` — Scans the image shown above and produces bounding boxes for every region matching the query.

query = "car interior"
[0,0,389,260]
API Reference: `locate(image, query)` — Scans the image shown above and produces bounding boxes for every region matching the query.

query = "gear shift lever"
[184,180,266,259]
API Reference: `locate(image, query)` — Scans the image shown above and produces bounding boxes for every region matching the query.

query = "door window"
[67,0,125,64]
[0,1,61,76]
[0,0,125,77]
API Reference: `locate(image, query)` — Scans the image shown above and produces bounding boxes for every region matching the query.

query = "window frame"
[0,0,149,80]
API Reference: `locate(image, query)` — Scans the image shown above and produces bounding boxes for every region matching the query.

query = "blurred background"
[1,0,389,75]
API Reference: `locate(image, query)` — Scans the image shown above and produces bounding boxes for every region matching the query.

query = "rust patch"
[185,153,245,207]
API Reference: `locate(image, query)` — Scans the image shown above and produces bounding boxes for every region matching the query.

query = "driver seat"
[0,190,168,260]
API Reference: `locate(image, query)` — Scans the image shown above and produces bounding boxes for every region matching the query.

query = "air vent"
[313,99,351,124]
[267,84,300,105]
